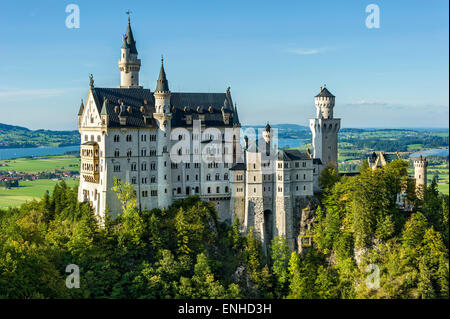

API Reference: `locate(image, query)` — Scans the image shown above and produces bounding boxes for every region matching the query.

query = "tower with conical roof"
[309,85,341,169]
[153,57,172,207]
[118,16,142,88]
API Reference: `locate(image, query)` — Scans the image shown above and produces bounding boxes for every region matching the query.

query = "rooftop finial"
[125,10,132,23]
[161,54,164,64]
[89,74,94,87]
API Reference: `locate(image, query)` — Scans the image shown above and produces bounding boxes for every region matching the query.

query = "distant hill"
[0,123,79,149]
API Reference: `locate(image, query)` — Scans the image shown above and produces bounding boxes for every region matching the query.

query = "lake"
[409,148,449,158]
[0,145,80,160]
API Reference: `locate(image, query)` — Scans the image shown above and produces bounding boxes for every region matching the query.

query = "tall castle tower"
[414,155,428,199]
[118,17,142,88]
[154,57,172,207]
[309,86,341,168]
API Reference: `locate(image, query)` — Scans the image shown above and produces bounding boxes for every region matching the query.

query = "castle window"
[113,165,121,172]
[304,174,306,179]
[141,149,147,156]
[114,135,120,142]
[207,187,211,194]
[206,174,211,181]
[296,186,298,191]
[254,188,256,193]
[302,162,306,167]
[97,136,101,142]
[224,173,228,180]
[151,176,156,183]
[177,187,181,194]
[151,190,158,196]
[114,149,120,157]
[186,163,190,168]
[131,163,137,171]
[295,162,299,168]
[196,174,199,181]
[126,135,132,142]
[296,174,299,180]
[178,175,181,181]
[216,187,220,193]
[215,173,220,181]
[225,186,229,193]
[186,187,190,195]
[84,135,88,141]
[151,163,156,170]
[186,175,189,181]
[278,163,282,168]
[142,177,147,184]
[254,176,256,182]
[141,135,146,142]
[142,191,148,197]
[195,187,199,193]
[141,162,147,171]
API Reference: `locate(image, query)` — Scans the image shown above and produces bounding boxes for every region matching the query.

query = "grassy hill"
[0,122,79,148]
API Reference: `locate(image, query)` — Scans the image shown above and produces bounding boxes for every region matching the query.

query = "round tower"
[153,57,172,208]
[309,85,340,169]
[314,86,335,119]
[118,17,142,88]
[262,122,271,143]
[414,155,428,199]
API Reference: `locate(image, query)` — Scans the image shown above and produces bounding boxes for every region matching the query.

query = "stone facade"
[77,19,342,252]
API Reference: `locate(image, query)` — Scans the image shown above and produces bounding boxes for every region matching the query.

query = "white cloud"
[348,100,389,106]
[286,47,329,55]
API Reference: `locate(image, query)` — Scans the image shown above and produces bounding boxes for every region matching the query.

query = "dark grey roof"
[230,163,246,171]
[313,158,322,165]
[122,19,138,54]
[78,99,84,116]
[340,172,360,177]
[278,149,311,161]
[155,61,169,92]
[315,87,334,98]
[89,87,238,128]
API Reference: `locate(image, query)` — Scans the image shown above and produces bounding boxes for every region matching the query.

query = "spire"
[122,13,137,54]
[265,122,271,132]
[233,102,240,125]
[78,99,84,116]
[155,56,170,92]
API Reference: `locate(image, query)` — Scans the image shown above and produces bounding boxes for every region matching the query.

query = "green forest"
[0,159,448,299]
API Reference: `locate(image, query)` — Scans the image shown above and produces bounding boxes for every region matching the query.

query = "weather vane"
[125,10,132,22]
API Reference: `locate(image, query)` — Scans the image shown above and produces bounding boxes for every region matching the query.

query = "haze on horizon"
[0,0,448,130]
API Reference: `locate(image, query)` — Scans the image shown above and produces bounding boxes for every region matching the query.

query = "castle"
[77,18,426,252]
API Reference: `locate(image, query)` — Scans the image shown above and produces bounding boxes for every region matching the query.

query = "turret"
[153,57,172,208]
[309,85,340,169]
[314,86,335,119]
[262,122,271,143]
[118,17,142,88]
[414,155,428,199]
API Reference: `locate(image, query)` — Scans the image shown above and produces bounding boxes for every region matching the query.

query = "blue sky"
[0,0,448,130]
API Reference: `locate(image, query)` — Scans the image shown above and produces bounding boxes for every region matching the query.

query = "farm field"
[0,155,80,172]
[0,178,79,208]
